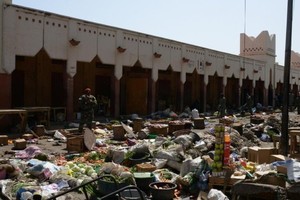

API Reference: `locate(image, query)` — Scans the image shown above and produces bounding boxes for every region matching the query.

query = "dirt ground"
[0,113,279,157]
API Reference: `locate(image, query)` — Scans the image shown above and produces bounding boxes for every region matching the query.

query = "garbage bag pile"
[0,112,300,199]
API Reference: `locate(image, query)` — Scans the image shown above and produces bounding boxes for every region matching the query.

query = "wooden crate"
[67,136,85,153]
[35,125,45,136]
[112,125,125,140]
[250,117,264,124]
[14,139,26,150]
[149,126,168,136]
[168,123,185,134]
[0,135,8,145]
[22,134,34,140]
[193,118,205,129]
[133,119,143,132]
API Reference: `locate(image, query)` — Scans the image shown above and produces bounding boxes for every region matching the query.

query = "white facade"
[0,2,278,84]
[1,0,300,117]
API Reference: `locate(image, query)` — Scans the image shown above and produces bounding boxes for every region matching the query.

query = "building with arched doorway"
[0,0,300,126]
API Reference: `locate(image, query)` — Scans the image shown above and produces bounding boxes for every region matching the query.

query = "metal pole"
[280,0,293,156]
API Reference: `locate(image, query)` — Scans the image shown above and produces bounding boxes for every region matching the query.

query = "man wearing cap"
[78,88,98,133]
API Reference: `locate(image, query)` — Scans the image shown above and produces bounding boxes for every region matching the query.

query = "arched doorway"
[225,75,239,112]
[207,72,223,112]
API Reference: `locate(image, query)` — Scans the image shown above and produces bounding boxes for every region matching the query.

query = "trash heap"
[0,112,300,199]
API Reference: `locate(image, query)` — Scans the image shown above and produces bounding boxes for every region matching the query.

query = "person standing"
[78,88,98,133]
[295,93,300,114]
[289,92,295,111]
[218,93,226,118]
[245,94,254,115]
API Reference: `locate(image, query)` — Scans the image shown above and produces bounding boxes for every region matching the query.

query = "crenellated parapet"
[291,51,300,69]
[240,31,276,58]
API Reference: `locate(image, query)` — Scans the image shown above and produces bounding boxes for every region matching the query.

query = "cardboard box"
[277,165,287,175]
[67,136,85,153]
[208,175,245,190]
[248,146,275,164]
[258,147,276,164]
[248,146,259,163]
[14,139,27,150]
[269,154,288,163]
[58,129,73,138]
[0,135,8,145]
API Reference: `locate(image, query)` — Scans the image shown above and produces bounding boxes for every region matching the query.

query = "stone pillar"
[0,73,11,108]
[179,82,184,111]
[150,79,156,113]
[263,87,268,106]
[222,76,226,95]
[203,84,207,113]
[113,77,120,117]
[0,0,12,129]
[66,75,74,121]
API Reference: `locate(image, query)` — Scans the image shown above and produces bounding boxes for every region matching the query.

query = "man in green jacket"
[78,88,98,133]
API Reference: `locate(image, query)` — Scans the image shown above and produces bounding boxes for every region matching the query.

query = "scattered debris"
[1,111,300,199]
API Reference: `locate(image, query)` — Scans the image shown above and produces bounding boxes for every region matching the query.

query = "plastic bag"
[152,158,167,169]
[53,130,67,142]
[207,189,229,200]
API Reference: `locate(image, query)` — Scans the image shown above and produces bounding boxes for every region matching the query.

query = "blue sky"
[13,0,300,66]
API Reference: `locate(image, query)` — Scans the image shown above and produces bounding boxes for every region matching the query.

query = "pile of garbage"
[0,112,300,199]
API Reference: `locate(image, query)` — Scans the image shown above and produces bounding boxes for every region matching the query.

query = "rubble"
[0,111,300,199]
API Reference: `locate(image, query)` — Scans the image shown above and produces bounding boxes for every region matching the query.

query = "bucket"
[147,134,157,139]
[232,123,243,135]
[134,172,155,195]
[119,189,147,200]
[149,182,177,200]
[129,152,150,166]
[97,177,130,196]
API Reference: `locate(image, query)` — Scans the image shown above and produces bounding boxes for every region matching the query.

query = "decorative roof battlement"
[240,31,276,57]
[291,51,300,68]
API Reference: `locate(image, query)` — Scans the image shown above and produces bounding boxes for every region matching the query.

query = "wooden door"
[126,77,148,115]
